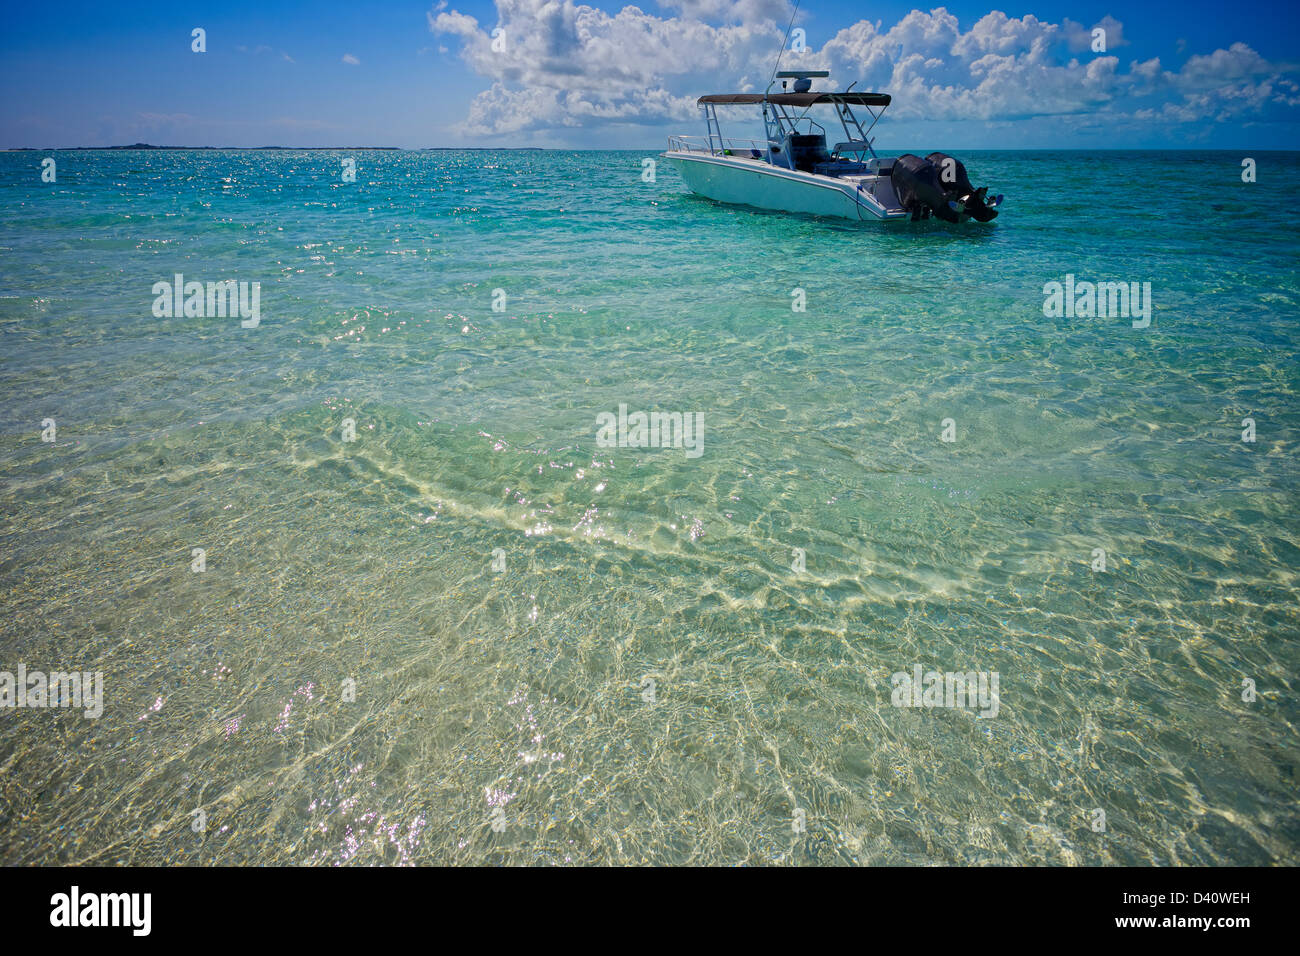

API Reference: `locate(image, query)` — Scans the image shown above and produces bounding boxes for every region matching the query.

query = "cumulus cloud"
[428,0,788,135]
[427,2,1300,139]
[1177,42,1271,86]
[342,53,361,65]
[1063,15,1127,54]
[429,10,479,38]
[655,0,790,23]
[814,10,1114,121]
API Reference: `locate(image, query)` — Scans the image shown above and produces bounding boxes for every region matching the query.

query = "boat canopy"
[697,92,891,107]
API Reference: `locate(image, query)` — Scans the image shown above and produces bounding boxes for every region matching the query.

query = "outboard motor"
[891,152,1001,222]
[891,154,959,222]
[926,152,1000,223]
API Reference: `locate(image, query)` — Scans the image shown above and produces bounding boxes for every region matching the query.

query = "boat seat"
[789,134,833,173]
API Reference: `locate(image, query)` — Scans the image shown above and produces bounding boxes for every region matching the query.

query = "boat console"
[787,133,832,172]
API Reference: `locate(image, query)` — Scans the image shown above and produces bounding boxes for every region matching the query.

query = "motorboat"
[663,70,1002,224]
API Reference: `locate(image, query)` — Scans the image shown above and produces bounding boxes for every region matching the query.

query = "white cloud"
[951,12,1057,60]
[1177,42,1270,86]
[655,0,789,23]
[1063,15,1127,54]
[342,53,361,65]
[428,0,787,135]
[427,2,1300,139]
[429,10,479,38]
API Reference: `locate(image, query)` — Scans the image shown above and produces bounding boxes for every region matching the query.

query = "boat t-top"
[664,70,1002,224]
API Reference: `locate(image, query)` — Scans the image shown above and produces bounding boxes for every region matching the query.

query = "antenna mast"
[769,0,803,85]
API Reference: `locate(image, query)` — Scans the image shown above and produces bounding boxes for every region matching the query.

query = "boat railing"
[667,135,772,157]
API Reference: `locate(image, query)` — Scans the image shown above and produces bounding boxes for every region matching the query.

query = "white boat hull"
[663,150,908,222]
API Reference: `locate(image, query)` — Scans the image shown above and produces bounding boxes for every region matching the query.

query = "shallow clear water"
[0,148,1297,865]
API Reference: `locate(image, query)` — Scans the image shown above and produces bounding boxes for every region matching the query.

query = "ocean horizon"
[10,145,1300,151]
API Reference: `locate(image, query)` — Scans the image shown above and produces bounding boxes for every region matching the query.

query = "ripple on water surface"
[0,149,1297,865]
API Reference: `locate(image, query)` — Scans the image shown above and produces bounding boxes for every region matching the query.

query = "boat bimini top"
[697,92,892,106]
[695,71,891,167]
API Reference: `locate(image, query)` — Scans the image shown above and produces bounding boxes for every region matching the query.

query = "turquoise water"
[0,148,1297,865]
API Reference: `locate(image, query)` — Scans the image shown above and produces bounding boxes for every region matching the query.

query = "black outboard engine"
[891,152,1001,222]
[891,154,958,222]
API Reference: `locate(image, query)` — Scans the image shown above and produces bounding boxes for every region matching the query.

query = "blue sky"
[3,1,1298,148]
